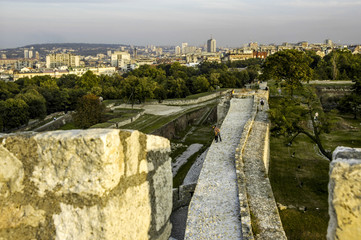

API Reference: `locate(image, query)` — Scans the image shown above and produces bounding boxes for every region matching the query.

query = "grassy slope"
[268,80,361,239]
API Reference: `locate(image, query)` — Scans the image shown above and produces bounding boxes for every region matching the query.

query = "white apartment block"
[46,53,80,68]
[110,51,131,68]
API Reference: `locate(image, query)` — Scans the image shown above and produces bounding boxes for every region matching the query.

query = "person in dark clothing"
[260,98,265,110]
[213,125,222,142]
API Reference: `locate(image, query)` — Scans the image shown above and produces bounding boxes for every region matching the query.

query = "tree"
[263,50,331,160]
[73,94,105,128]
[261,49,313,95]
[269,86,332,160]
[0,98,29,131]
[76,70,99,90]
[192,75,210,93]
[338,78,361,119]
[16,89,47,119]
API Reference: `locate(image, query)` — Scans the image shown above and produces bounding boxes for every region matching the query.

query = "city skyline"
[1,0,361,49]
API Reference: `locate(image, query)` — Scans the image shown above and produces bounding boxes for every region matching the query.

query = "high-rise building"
[325,39,333,47]
[24,49,29,58]
[207,38,216,53]
[35,51,40,60]
[133,48,138,59]
[46,53,80,68]
[181,43,188,54]
[175,46,181,55]
[29,50,33,59]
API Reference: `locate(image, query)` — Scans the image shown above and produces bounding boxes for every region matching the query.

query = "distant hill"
[1,43,133,58]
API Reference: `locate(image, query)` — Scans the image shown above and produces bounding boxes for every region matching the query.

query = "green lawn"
[269,109,361,239]
[172,125,214,188]
[269,135,329,240]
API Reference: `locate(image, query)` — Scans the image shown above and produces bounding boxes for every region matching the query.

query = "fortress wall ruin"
[0,129,172,240]
[328,146,361,240]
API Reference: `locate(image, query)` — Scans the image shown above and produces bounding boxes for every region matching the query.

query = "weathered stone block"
[53,182,152,240]
[0,129,172,240]
[153,160,173,231]
[328,146,361,240]
[31,129,124,197]
[0,146,24,197]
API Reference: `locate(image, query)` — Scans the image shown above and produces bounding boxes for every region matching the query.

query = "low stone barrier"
[328,146,361,240]
[172,184,196,211]
[234,89,286,239]
[108,110,145,129]
[0,129,172,240]
[160,90,229,106]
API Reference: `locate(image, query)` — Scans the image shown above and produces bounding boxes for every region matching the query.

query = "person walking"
[260,98,265,110]
[213,125,222,142]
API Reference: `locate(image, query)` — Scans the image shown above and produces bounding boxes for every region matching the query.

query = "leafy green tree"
[261,49,313,95]
[192,75,210,93]
[0,98,29,131]
[0,81,20,100]
[338,78,361,119]
[166,77,189,98]
[76,71,99,90]
[40,78,59,90]
[269,86,332,160]
[73,93,105,128]
[57,74,79,88]
[209,72,220,90]
[122,76,155,104]
[16,89,47,119]
[153,83,167,102]
[38,88,69,113]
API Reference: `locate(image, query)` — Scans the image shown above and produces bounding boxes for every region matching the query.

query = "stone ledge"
[328,146,361,240]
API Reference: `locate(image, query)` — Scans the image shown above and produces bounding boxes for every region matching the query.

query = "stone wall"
[151,106,217,140]
[33,113,73,132]
[0,129,172,240]
[172,184,196,211]
[160,90,228,106]
[328,146,361,240]
[234,89,286,240]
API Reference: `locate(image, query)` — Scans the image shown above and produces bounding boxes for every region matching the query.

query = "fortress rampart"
[328,146,361,240]
[0,129,172,240]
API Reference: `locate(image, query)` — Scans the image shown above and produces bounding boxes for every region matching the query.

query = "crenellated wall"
[328,146,361,240]
[0,129,173,240]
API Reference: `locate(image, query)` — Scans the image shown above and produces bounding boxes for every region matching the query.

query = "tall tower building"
[175,46,181,55]
[207,38,216,53]
[181,43,188,54]
[29,50,33,59]
[24,49,29,58]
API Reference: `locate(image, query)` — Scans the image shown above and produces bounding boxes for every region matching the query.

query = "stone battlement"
[0,129,172,240]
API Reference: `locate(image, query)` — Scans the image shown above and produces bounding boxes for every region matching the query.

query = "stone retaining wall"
[33,113,73,132]
[160,90,229,106]
[234,89,286,239]
[328,146,361,240]
[0,129,172,240]
[172,184,196,211]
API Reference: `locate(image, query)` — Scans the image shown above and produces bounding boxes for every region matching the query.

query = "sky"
[1,0,361,49]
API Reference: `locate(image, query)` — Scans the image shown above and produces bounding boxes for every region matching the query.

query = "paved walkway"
[185,98,254,240]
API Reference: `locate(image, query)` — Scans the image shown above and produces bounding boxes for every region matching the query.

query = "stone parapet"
[328,146,361,240]
[234,89,286,239]
[0,129,172,240]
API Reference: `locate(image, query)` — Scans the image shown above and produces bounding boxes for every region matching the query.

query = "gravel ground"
[184,98,254,240]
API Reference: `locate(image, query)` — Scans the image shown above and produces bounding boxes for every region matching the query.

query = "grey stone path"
[184,98,253,240]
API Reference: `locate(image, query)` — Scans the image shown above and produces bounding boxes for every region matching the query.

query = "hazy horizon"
[1,0,361,49]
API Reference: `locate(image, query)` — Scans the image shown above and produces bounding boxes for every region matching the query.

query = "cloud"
[273,0,361,8]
